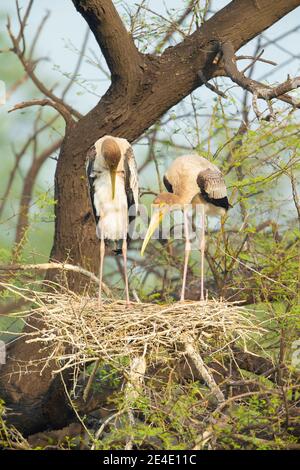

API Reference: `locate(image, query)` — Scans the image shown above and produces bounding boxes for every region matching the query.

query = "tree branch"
[8,99,75,126]
[182,335,225,404]
[0,263,111,297]
[71,0,143,87]
[12,140,62,256]
[7,17,82,121]
[221,41,300,117]
[73,0,300,149]
[0,114,59,219]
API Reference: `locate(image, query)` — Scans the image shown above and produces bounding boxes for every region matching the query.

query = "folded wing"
[86,145,99,225]
[197,169,227,199]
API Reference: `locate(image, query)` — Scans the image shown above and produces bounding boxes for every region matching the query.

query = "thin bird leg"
[200,205,206,301]
[98,234,105,307]
[122,237,130,305]
[180,207,191,302]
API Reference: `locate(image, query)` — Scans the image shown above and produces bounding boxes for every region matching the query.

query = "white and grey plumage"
[141,154,230,301]
[86,135,138,305]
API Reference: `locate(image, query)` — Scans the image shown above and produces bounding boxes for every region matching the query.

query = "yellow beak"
[110,170,117,199]
[141,207,166,256]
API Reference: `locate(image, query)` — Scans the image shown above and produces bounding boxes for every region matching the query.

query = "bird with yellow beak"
[141,193,182,257]
[86,136,139,305]
[141,154,230,302]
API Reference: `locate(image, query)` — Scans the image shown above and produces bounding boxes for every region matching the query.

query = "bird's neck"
[168,193,187,206]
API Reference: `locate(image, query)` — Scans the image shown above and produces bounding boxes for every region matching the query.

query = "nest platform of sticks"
[2,281,267,405]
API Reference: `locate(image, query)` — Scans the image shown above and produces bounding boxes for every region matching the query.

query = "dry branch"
[182,334,225,403]
[221,41,300,118]
[8,99,74,126]
[0,263,110,297]
[12,140,62,253]
[7,17,82,121]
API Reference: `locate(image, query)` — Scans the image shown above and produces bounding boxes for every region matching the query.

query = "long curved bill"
[141,207,166,256]
[110,170,117,199]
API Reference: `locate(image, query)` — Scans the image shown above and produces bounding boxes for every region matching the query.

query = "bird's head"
[141,192,182,256]
[102,138,121,199]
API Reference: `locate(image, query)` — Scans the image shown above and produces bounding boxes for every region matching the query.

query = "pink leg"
[98,235,105,307]
[122,238,130,305]
[180,208,191,302]
[200,205,206,301]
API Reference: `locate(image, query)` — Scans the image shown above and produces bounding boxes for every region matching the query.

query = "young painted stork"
[141,154,230,302]
[86,136,138,305]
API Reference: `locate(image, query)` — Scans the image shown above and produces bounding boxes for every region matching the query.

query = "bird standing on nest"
[86,136,138,305]
[141,154,230,302]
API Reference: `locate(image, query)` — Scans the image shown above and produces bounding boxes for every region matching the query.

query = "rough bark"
[1,0,300,435]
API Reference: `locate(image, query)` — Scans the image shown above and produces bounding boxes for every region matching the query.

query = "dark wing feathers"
[86,145,99,225]
[124,157,135,224]
[197,169,230,210]
[124,146,139,224]
[125,146,139,207]
[163,175,173,193]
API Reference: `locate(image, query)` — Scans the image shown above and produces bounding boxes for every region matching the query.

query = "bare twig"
[8,99,74,126]
[198,68,227,98]
[12,139,62,256]
[290,171,300,219]
[182,334,225,403]
[221,41,300,118]
[0,263,111,296]
[7,18,82,120]
[156,1,195,51]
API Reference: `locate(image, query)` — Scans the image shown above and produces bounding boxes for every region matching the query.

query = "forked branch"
[221,41,300,118]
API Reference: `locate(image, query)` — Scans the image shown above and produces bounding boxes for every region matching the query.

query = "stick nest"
[2,282,266,376]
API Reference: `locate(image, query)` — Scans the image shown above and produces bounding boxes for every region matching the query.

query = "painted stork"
[141,154,230,301]
[86,136,138,305]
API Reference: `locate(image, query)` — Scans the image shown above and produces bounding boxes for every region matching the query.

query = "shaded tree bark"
[1,0,300,434]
